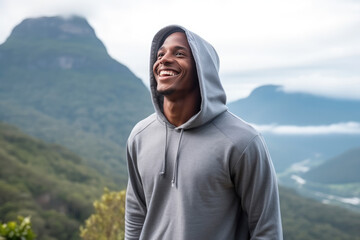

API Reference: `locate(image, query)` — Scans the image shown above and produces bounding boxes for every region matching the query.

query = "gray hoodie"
[125,25,283,240]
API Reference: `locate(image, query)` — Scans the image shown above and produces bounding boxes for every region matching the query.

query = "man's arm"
[232,135,283,239]
[125,142,147,240]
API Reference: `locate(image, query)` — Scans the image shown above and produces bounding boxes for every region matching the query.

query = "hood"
[150,25,228,129]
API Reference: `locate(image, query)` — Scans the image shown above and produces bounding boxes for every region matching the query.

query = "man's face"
[153,32,198,98]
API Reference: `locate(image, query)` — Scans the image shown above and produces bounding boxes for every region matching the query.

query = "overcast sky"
[1,0,359,102]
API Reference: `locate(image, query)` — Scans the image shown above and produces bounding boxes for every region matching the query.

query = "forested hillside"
[280,188,360,240]
[0,16,153,185]
[0,122,113,240]
[1,122,360,240]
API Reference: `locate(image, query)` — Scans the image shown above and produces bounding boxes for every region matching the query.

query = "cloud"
[0,0,359,101]
[253,122,360,135]
[223,53,360,102]
[281,72,360,100]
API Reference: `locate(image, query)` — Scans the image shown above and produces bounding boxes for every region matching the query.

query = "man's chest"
[135,128,235,199]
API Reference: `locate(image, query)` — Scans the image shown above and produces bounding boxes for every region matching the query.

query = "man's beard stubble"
[156,88,174,96]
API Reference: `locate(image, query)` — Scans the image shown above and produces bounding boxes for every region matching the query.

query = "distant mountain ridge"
[227,85,360,172]
[304,146,360,184]
[0,16,154,185]
[228,85,360,125]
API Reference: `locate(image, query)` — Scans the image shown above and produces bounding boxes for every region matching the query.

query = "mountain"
[280,187,360,240]
[263,134,360,172]
[0,122,113,240]
[304,146,360,184]
[227,85,360,172]
[0,16,154,185]
[228,84,360,211]
[228,85,360,125]
[2,121,359,240]
[278,145,360,212]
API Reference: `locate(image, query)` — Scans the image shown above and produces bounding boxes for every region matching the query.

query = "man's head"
[152,32,199,99]
[150,25,227,129]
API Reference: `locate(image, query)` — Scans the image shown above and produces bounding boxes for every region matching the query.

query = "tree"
[0,216,36,240]
[79,189,126,240]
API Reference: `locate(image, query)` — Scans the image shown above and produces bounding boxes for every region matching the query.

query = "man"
[125,25,283,240]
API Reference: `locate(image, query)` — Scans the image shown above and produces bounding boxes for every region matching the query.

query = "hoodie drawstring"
[159,124,184,188]
[159,124,168,176]
[172,128,184,188]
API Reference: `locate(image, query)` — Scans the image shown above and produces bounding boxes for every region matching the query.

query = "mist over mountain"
[229,86,360,212]
[228,85,360,125]
[227,85,360,173]
[0,16,154,184]
[2,16,111,71]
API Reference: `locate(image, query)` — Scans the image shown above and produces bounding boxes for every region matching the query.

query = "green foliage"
[0,102,128,186]
[0,122,116,240]
[80,189,126,240]
[78,187,360,240]
[280,187,360,240]
[2,122,360,240]
[0,216,36,240]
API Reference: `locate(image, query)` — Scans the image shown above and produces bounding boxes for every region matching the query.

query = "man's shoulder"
[128,113,157,142]
[212,111,260,149]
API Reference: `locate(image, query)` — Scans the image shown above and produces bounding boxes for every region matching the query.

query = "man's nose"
[160,52,173,65]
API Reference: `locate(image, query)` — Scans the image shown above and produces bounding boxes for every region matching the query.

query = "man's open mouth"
[159,70,179,77]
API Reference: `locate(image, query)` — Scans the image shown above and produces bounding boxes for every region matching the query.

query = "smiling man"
[153,31,201,128]
[125,26,283,240]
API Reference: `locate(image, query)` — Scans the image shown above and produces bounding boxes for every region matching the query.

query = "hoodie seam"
[129,116,158,144]
[211,121,260,171]
[231,135,261,171]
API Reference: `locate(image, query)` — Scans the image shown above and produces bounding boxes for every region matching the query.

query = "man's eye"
[157,53,164,59]
[176,52,184,56]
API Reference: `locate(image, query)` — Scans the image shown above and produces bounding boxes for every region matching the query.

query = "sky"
[0,0,359,103]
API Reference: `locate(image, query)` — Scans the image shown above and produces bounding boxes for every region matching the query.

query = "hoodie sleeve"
[232,135,283,240]
[125,140,147,240]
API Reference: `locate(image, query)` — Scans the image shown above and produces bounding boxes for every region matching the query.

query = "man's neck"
[163,90,201,127]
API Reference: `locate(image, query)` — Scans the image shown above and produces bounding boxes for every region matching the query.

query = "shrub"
[0,216,36,240]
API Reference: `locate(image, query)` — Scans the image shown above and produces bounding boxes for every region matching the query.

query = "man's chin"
[157,88,174,96]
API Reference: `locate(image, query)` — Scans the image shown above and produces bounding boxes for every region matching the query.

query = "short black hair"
[157,27,185,51]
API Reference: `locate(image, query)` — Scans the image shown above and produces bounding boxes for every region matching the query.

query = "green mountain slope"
[0,122,116,240]
[304,146,360,184]
[280,187,360,240]
[1,122,360,240]
[0,16,153,185]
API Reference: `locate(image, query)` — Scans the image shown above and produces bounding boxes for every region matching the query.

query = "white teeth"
[159,70,177,76]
